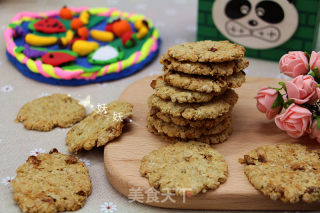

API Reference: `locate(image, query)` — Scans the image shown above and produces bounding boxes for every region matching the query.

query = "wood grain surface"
[104,76,320,210]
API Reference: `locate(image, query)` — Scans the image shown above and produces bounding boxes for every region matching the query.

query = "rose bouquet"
[255,51,320,143]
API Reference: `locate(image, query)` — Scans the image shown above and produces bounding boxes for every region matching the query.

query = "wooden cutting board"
[104,76,320,210]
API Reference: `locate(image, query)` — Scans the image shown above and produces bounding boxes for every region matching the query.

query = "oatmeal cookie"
[140,141,228,196]
[240,144,320,203]
[16,94,86,131]
[148,89,238,120]
[11,149,92,213]
[151,77,222,103]
[167,40,245,62]
[160,53,249,76]
[163,69,246,93]
[147,114,231,139]
[66,101,133,153]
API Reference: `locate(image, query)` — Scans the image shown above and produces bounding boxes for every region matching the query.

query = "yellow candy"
[90,30,114,42]
[58,30,74,47]
[72,40,99,56]
[79,11,90,25]
[25,34,57,46]
[65,30,74,42]
[134,19,147,30]
[134,19,149,40]
[137,26,148,39]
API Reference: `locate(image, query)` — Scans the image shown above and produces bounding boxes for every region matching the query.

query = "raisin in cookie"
[140,142,228,196]
[16,94,86,131]
[11,149,92,213]
[66,101,133,153]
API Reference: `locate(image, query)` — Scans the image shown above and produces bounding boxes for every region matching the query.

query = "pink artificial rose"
[317,88,320,100]
[310,51,320,71]
[279,51,309,78]
[285,75,318,104]
[255,87,281,119]
[275,104,311,138]
[310,119,320,143]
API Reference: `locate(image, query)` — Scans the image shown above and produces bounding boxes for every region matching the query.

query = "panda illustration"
[212,0,299,49]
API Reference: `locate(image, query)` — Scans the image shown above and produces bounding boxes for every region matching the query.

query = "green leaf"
[268,86,281,91]
[310,72,315,78]
[317,116,320,130]
[283,99,294,109]
[272,92,284,109]
[278,81,287,93]
[304,51,310,61]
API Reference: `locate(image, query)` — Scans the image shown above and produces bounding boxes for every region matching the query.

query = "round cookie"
[11,149,92,213]
[147,114,232,139]
[148,89,238,120]
[153,110,232,128]
[163,69,246,93]
[167,40,245,62]
[66,101,133,153]
[147,120,233,144]
[140,141,228,196]
[16,94,86,131]
[160,53,249,76]
[240,144,320,203]
[151,77,222,103]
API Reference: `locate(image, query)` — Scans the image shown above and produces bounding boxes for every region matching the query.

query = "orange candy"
[77,27,88,40]
[71,18,84,30]
[112,20,132,37]
[60,6,73,20]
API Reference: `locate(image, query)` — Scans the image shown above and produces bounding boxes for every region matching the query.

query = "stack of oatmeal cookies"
[147,40,249,144]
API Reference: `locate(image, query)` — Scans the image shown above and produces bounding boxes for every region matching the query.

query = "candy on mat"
[41,52,76,66]
[79,11,90,25]
[105,18,120,32]
[90,30,114,42]
[25,33,57,46]
[77,27,88,40]
[57,30,74,48]
[23,44,47,59]
[134,19,149,39]
[121,31,136,48]
[34,18,66,34]
[89,45,124,65]
[112,20,132,37]
[13,26,25,38]
[137,27,148,39]
[71,18,84,30]
[72,40,99,56]
[59,6,73,20]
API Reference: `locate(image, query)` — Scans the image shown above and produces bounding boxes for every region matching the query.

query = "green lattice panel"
[197,0,320,61]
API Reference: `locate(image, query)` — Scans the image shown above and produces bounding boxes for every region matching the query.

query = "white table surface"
[0,0,319,213]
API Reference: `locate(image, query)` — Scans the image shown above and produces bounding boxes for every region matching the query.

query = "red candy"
[105,24,113,32]
[34,18,66,34]
[121,31,134,46]
[41,52,76,66]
